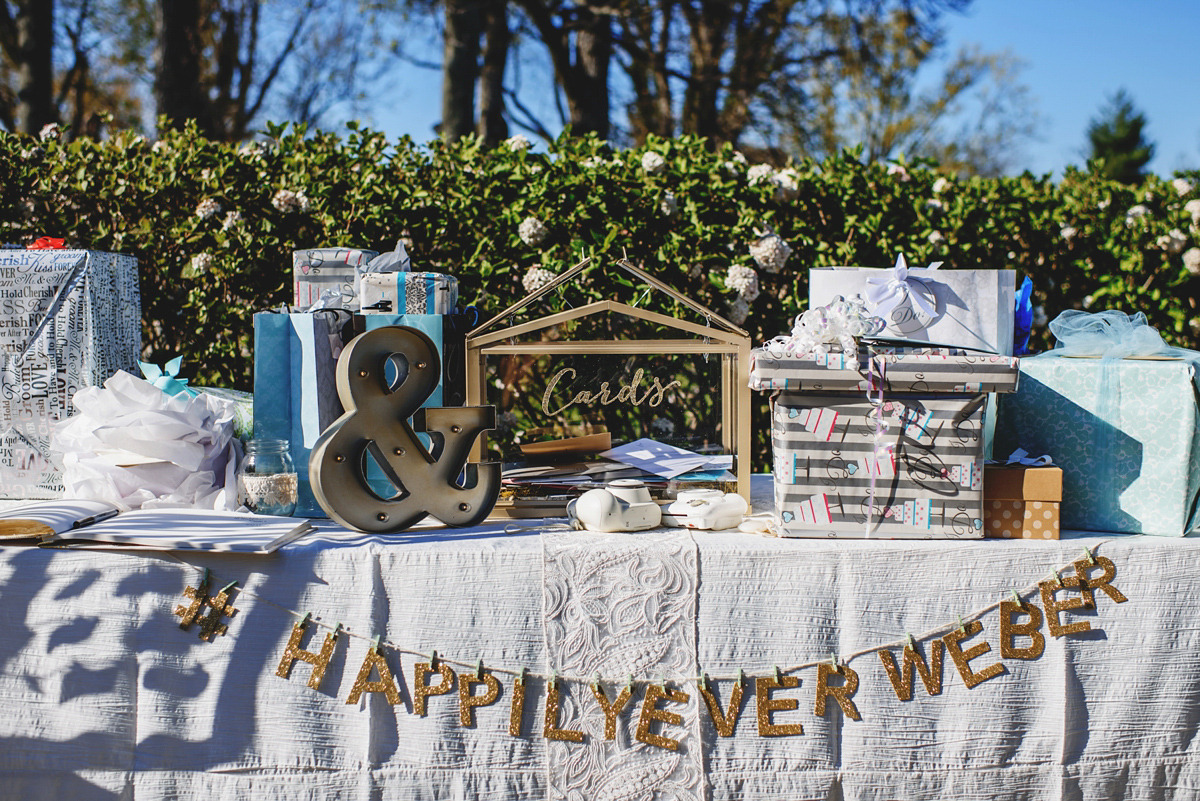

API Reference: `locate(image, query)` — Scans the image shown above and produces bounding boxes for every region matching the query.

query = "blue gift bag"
[252,311,348,517]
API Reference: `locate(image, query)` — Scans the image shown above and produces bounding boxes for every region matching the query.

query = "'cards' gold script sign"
[541,367,682,416]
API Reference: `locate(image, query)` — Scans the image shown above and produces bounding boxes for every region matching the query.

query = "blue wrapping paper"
[995,311,1200,536]
[252,312,345,517]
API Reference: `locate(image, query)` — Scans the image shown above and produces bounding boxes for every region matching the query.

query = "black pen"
[71,508,120,529]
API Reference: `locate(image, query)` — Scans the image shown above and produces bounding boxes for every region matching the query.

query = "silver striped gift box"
[750,343,1020,394]
[771,392,990,538]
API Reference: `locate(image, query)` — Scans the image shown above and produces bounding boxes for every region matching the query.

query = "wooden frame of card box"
[465,257,752,500]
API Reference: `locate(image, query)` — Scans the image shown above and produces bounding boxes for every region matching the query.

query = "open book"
[0,499,312,554]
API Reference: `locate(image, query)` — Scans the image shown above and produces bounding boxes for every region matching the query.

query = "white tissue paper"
[51,370,243,510]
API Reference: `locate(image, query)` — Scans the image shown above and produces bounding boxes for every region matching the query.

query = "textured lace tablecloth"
[0,476,1193,800]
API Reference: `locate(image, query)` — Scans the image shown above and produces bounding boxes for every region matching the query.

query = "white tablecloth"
[0,478,1195,800]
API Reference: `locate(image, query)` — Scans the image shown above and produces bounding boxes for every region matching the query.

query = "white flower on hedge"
[1060,225,1078,242]
[221,210,243,231]
[152,140,170,154]
[1185,199,1200,226]
[933,177,951,194]
[641,151,667,174]
[194,198,221,221]
[925,198,945,213]
[1033,305,1048,327]
[772,167,800,200]
[1191,318,1200,336]
[1172,178,1194,196]
[728,296,751,326]
[887,163,910,182]
[581,156,605,169]
[1082,294,1095,309]
[733,151,747,165]
[1184,248,1200,276]
[505,134,532,152]
[38,123,60,141]
[725,264,761,301]
[749,229,792,274]
[747,164,774,185]
[660,192,677,217]
[1157,228,1188,255]
[928,230,946,245]
[272,188,310,213]
[1098,198,1111,210]
[650,417,675,437]
[187,253,214,277]
[1143,191,1155,203]
[1124,204,1148,226]
[522,266,557,293]
[518,216,549,246]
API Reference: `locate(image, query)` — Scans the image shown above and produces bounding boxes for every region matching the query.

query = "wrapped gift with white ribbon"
[809,256,1017,355]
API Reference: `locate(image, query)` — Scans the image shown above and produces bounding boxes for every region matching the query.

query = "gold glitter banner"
[174,546,1127,749]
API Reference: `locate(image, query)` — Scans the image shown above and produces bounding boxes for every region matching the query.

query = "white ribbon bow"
[864,254,943,323]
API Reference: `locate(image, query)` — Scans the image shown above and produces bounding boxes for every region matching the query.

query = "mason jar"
[237,438,298,516]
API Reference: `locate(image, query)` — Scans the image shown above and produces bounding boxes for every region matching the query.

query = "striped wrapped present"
[770,392,991,539]
[750,343,1019,394]
[360,272,458,316]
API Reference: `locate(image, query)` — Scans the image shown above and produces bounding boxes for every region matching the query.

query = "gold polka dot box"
[983,463,1063,540]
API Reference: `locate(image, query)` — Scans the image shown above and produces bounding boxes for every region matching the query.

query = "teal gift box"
[994,356,1200,536]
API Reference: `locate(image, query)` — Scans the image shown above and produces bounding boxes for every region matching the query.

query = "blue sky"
[368,0,1200,178]
[940,0,1199,176]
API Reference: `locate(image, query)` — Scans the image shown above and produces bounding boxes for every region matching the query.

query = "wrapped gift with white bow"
[808,256,1017,355]
[749,296,1020,539]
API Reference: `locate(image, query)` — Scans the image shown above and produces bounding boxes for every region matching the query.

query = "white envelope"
[809,260,1016,355]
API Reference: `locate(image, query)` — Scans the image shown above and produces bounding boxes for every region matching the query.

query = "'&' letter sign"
[309,325,501,532]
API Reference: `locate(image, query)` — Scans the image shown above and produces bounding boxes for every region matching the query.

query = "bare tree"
[0,0,59,133]
[511,0,611,139]
[155,0,375,141]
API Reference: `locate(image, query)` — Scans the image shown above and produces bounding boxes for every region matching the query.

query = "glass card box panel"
[485,350,729,463]
[465,258,751,501]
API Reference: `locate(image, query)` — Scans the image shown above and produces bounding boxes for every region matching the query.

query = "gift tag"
[884,278,938,335]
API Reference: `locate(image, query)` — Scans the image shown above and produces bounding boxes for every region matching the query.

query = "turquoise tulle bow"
[139,357,198,398]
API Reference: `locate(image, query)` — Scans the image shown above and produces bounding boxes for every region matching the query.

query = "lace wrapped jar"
[237,439,298,516]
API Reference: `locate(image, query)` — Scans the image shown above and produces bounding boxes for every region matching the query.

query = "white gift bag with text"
[809,259,1016,355]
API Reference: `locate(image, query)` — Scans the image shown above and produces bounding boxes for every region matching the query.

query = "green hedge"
[3,122,1198,466]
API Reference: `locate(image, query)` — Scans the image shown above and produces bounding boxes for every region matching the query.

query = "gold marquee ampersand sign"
[310,325,501,532]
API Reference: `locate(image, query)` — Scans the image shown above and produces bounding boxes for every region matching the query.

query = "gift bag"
[253,310,351,516]
[809,259,1016,355]
[0,248,141,499]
